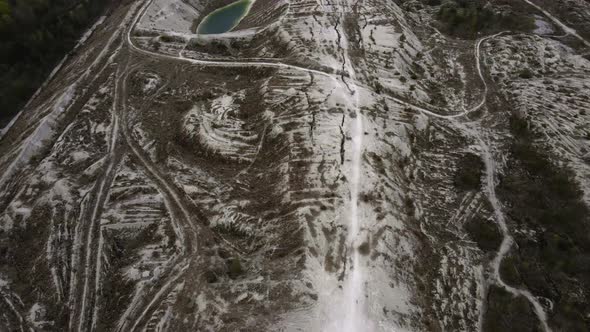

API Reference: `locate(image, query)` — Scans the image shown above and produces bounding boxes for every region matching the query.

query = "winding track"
[448,30,554,332]
[122,2,527,331]
[67,4,148,330]
[124,12,556,330]
[114,60,209,332]
[73,0,546,330]
[7,0,579,330]
[479,135,551,332]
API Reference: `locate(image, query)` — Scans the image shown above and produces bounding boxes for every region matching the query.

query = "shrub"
[454,153,484,191]
[518,68,534,79]
[464,217,502,252]
[159,34,184,43]
[436,0,534,38]
[500,255,522,286]
[227,257,244,278]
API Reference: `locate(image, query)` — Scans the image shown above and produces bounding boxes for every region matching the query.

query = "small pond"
[197,0,253,35]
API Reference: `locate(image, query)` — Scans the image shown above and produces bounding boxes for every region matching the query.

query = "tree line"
[435,0,534,38]
[0,0,110,128]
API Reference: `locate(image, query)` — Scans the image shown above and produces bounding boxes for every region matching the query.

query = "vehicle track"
[71,53,127,332]
[127,0,486,121]
[449,31,553,332]
[122,1,518,331]
[68,6,146,329]
[115,63,199,332]
[65,0,579,329]
[479,135,551,332]
[0,288,26,332]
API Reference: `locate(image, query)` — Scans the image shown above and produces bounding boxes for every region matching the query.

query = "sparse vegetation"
[98,225,161,331]
[498,115,590,331]
[0,205,68,326]
[1,0,588,329]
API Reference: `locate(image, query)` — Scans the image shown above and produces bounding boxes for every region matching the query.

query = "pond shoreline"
[196,0,255,35]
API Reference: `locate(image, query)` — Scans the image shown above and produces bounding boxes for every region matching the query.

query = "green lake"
[197,0,253,35]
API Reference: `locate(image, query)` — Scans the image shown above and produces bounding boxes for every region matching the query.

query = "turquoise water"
[197,0,253,35]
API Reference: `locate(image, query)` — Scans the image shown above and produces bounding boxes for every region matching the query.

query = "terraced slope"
[0,0,589,331]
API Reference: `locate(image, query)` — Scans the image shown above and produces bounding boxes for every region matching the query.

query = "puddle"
[197,0,254,35]
[533,15,554,35]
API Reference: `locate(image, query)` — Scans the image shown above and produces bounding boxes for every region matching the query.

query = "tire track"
[75,0,552,330]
